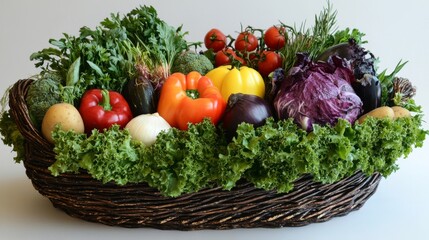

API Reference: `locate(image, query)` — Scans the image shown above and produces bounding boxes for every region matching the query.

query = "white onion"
[125,113,171,146]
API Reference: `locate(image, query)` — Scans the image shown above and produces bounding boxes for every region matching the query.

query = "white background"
[1,0,428,239]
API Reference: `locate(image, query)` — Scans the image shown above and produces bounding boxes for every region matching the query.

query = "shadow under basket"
[8,79,382,230]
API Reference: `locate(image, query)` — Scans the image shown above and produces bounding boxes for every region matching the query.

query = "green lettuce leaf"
[50,125,142,185]
[47,114,427,197]
[140,119,223,197]
[0,110,25,163]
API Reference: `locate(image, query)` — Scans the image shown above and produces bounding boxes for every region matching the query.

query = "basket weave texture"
[8,79,382,230]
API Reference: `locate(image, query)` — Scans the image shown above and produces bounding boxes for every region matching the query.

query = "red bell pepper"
[157,71,226,130]
[79,89,133,132]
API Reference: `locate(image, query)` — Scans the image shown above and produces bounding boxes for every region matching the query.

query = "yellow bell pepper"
[205,65,265,101]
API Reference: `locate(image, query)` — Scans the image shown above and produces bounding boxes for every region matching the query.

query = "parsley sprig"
[30,5,187,105]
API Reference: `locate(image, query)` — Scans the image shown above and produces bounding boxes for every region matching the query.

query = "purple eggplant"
[316,42,354,62]
[222,93,273,140]
[352,74,381,114]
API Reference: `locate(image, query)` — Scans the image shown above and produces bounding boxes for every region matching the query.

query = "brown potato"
[41,103,85,143]
[392,106,411,119]
[357,106,395,124]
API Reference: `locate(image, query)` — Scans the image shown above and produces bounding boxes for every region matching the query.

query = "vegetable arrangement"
[0,4,427,197]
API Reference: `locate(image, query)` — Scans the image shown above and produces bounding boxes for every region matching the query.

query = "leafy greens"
[0,111,25,163]
[49,115,427,197]
[30,5,187,105]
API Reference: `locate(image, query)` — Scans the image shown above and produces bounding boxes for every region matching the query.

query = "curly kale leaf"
[46,114,427,197]
[352,115,427,177]
[50,125,142,185]
[140,119,223,197]
[0,111,25,163]
[243,118,306,192]
[241,115,427,193]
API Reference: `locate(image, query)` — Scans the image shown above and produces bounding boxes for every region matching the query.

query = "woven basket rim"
[7,79,382,230]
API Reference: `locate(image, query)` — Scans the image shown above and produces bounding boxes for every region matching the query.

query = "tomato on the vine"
[204,28,227,52]
[235,31,258,52]
[264,26,286,50]
[215,48,245,67]
[257,51,282,77]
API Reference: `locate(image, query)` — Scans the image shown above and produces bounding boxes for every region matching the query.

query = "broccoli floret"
[26,72,62,129]
[171,51,214,75]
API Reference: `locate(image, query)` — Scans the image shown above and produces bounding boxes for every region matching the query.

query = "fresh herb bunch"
[279,3,366,73]
[377,61,407,104]
[30,5,187,105]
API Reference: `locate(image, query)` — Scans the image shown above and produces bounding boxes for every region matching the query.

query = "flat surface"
[1,0,428,239]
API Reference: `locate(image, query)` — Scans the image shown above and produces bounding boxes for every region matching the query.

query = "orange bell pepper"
[158,71,226,130]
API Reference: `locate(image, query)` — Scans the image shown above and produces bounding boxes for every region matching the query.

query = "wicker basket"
[8,79,382,230]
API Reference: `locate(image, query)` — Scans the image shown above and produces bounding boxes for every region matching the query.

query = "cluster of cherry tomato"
[203,26,286,77]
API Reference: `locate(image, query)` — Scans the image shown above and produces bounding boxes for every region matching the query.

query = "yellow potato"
[391,106,411,119]
[357,106,395,124]
[41,103,85,143]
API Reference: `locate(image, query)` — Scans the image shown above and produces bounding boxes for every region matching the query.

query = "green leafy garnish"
[48,115,427,197]
[0,88,25,163]
[378,60,408,105]
[279,3,366,73]
[140,120,224,197]
[0,110,25,163]
[30,5,187,105]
